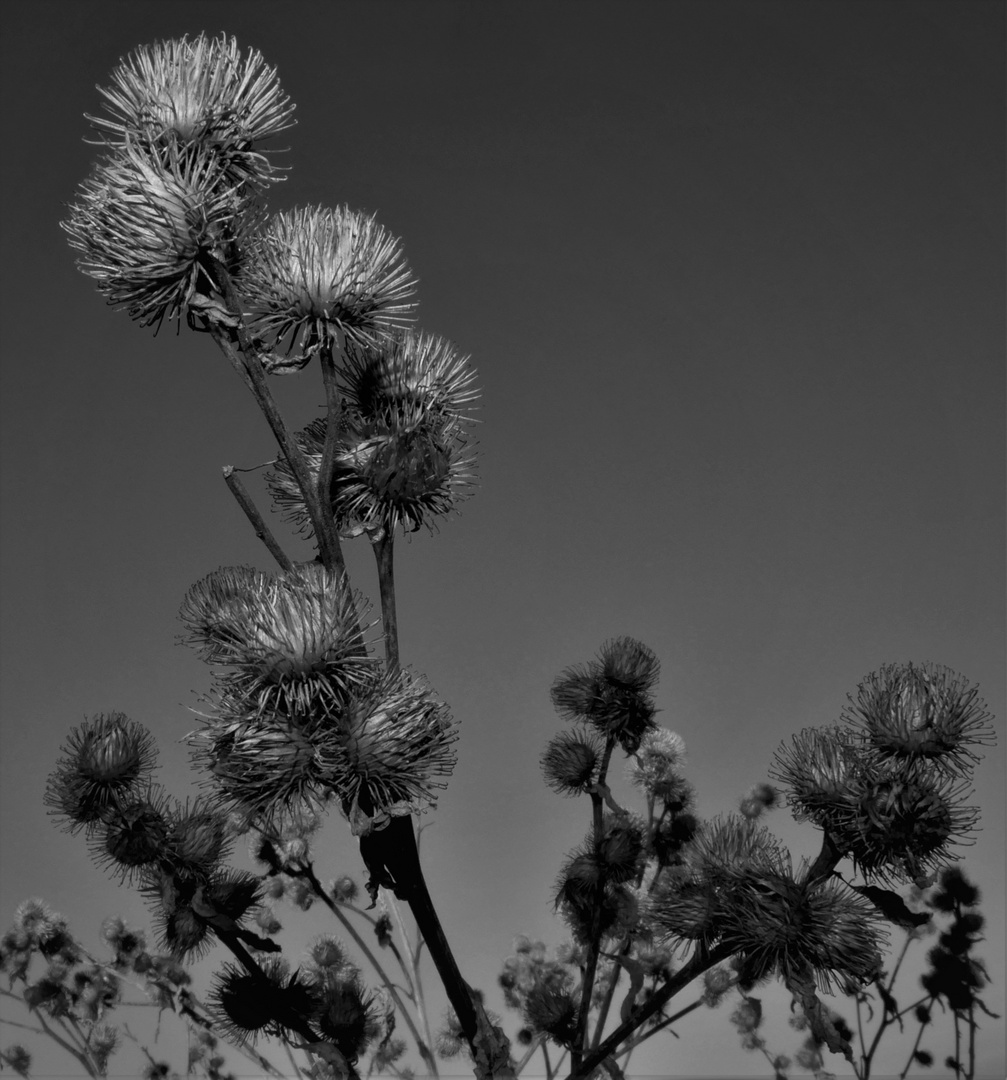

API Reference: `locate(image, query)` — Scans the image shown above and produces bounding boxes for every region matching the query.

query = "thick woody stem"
[360,815,516,1078]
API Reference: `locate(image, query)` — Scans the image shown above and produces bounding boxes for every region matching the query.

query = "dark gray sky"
[1,2,1003,1077]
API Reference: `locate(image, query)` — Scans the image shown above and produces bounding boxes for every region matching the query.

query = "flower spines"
[323,668,458,830]
[266,333,479,538]
[63,136,252,332]
[842,662,996,777]
[88,33,294,188]
[180,562,378,717]
[45,712,158,833]
[551,637,660,753]
[771,726,980,885]
[240,205,417,352]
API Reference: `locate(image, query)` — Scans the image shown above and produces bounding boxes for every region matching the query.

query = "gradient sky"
[1,2,1003,1078]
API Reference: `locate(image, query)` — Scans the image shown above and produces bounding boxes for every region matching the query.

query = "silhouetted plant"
[12,29,993,1080]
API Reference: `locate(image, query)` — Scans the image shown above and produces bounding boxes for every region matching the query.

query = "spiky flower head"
[45,713,157,833]
[88,783,173,882]
[142,868,262,960]
[210,958,314,1044]
[63,138,250,332]
[834,770,978,884]
[267,406,477,540]
[308,968,382,1064]
[190,707,329,822]
[540,730,603,795]
[341,330,480,427]
[551,637,660,752]
[180,562,378,717]
[713,857,887,994]
[241,205,416,353]
[322,669,458,833]
[842,663,996,777]
[88,33,294,187]
[770,726,862,829]
[627,727,687,800]
[772,726,980,884]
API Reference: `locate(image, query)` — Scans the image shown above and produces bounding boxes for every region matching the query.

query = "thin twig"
[223,466,295,571]
[316,340,348,575]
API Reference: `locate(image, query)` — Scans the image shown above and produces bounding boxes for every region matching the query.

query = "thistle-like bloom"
[627,727,687,800]
[210,958,315,1044]
[88,33,294,187]
[341,331,480,427]
[715,862,886,994]
[142,867,262,960]
[89,783,173,882]
[772,727,979,883]
[241,205,417,351]
[63,139,249,331]
[551,638,660,753]
[268,408,477,539]
[45,712,157,833]
[191,708,329,822]
[322,669,458,832]
[769,726,862,829]
[842,663,996,776]
[180,563,378,717]
[308,968,383,1064]
[541,730,603,795]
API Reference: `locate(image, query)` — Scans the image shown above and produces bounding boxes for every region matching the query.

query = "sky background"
[1,2,1003,1078]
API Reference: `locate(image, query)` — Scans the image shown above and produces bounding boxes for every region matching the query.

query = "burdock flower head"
[180,562,378,717]
[63,139,249,331]
[267,333,479,538]
[87,33,294,188]
[842,663,996,777]
[772,725,980,884]
[240,205,417,353]
[712,853,887,994]
[45,713,158,833]
[628,727,687,801]
[551,637,660,753]
[322,668,459,834]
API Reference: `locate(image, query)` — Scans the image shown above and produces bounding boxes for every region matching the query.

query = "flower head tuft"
[180,562,378,717]
[45,713,158,833]
[551,638,660,753]
[842,663,996,777]
[241,205,417,352]
[89,34,294,187]
[63,139,251,332]
[541,730,603,796]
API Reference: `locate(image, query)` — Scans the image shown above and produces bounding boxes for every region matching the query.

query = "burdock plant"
[46,30,997,1080]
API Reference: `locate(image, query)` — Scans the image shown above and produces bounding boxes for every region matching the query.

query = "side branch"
[222,466,295,572]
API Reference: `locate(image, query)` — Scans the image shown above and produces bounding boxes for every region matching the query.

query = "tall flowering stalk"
[59,31,507,1080]
[50,31,996,1080]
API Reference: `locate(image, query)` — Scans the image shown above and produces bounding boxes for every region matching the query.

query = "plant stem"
[222,466,295,571]
[297,861,438,1077]
[359,815,515,1078]
[373,532,400,674]
[573,735,616,1069]
[205,258,342,574]
[564,940,734,1080]
[316,340,348,574]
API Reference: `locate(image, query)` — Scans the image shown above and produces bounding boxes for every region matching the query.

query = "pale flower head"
[89,33,294,187]
[241,205,417,352]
